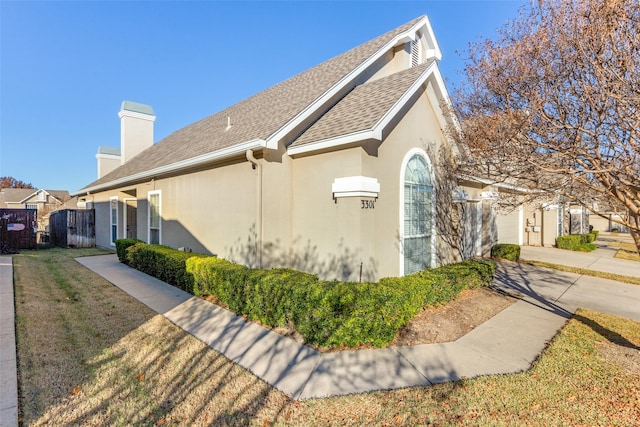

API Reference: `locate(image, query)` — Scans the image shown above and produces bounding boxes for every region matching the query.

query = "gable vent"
[411,38,421,67]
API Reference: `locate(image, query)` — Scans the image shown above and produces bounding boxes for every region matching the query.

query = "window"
[402,153,434,275]
[110,197,118,246]
[26,203,37,210]
[148,191,161,244]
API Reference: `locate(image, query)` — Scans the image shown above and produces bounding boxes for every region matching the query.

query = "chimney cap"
[120,100,154,115]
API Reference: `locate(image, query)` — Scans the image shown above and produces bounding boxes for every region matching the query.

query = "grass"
[609,241,640,262]
[13,248,640,425]
[519,260,640,286]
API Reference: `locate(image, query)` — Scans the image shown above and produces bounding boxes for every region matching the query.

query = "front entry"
[124,198,137,239]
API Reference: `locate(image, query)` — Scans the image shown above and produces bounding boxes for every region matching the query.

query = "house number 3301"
[361,200,375,209]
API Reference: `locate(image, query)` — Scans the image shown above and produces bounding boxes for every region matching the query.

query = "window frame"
[399,149,436,276]
[109,196,118,246]
[147,190,161,245]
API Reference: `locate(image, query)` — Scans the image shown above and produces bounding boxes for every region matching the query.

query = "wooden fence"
[0,208,37,253]
[49,209,95,248]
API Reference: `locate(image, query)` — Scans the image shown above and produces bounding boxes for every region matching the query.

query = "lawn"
[610,241,640,262]
[14,248,640,426]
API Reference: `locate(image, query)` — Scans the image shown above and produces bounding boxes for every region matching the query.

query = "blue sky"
[1,0,526,193]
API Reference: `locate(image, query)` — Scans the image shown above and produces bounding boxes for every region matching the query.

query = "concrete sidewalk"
[76,253,640,400]
[520,241,639,278]
[0,257,18,427]
[3,247,638,422]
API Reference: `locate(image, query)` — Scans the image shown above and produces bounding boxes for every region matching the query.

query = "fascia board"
[18,191,39,204]
[266,17,430,150]
[74,139,266,195]
[421,17,442,60]
[287,130,375,156]
[372,62,436,138]
[457,174,540,194]
[287,62,436,157]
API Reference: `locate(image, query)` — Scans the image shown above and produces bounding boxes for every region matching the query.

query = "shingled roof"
[290,61,436,152]
[78,15,445,194]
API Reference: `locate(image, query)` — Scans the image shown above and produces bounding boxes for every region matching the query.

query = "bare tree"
[453,0,640,252]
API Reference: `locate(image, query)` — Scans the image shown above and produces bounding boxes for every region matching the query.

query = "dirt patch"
[391,287,517,346]
[597,342,640,375]
[205,286,518,351]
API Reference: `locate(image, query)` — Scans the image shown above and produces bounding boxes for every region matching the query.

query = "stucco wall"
[89,79,475,281]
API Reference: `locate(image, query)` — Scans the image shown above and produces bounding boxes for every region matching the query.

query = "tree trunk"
[629,212,640,256]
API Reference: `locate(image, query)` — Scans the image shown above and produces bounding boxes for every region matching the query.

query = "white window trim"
[399,148,436,276]
[109,196,118,246]
[476,201,483,257]
[147,190,161,245]
[518,205,524,246]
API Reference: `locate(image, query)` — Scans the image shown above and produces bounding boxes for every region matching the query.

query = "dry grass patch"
[609,241,640,262]
[15,248,640,426]
[520,259,640,286]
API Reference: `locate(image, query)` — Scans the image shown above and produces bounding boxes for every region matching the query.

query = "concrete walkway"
[2,245,639,424]
[0,257,18,427]
[520,242,639,278]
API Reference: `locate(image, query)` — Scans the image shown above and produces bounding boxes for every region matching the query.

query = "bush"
[491,244,521,261]
[126,243,207,293]
[187,256,495,348]
[114,238,143,263]
[556,234,598,252]
[126,242,497,349]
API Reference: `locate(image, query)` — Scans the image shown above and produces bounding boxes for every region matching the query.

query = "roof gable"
[288,61,436,154]
[78,15,445,195]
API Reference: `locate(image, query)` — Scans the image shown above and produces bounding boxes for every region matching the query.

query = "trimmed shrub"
[124,242,497,349]
[491,244,521,261]
[186,256,495,348]
[556,234,598,252]
[556,234,585,250]
[114,238,143,263]
[126,243,207,293]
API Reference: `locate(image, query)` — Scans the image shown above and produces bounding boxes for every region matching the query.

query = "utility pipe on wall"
[246,149,263,268]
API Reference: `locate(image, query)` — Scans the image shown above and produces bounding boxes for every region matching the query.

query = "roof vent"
[411,37,421,67]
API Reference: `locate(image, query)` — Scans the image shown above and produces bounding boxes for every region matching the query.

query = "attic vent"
[411,38,421,67]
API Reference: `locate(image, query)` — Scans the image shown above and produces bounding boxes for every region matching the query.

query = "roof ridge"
[77,15,430,194]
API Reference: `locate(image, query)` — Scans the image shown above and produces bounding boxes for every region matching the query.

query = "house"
[0,188,72,241]
[75,15,496,281]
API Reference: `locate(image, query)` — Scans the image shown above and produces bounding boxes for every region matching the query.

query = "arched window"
[402,154,434,275]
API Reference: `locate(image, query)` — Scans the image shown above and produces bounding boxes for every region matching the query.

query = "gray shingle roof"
[79,16,426,192]
[290,61,434,148]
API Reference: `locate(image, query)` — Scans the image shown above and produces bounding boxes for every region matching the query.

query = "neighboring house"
[75,15,497,281]
[0,188,72,239]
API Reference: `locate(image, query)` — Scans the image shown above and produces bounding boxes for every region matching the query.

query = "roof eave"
[287,62,438,157]
[73,139,266,196]
[267,16,434,150]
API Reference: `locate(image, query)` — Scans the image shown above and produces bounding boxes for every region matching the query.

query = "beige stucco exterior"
[81,16,509,282]
[89,81,491,281]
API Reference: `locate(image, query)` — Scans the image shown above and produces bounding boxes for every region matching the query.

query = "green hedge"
[119,242,496,349]
[490,244,521,261]
[186,257,495,348]
[556,234,598,252]
[114,238,143,264]
[126,244,208,293]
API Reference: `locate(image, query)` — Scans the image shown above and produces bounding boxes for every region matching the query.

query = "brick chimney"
[118,100,155,164]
